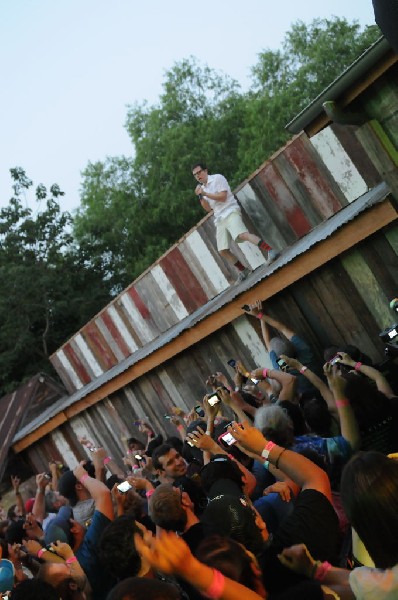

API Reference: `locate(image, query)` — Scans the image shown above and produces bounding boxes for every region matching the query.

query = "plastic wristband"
[203,568,226,599]
[37,547,46,559]
[354,362,362,371]
[103,457,112,465]
[79,473,89,484]
[262,367,269,379]
[176,424,184,432]
[257,312,264,320]
[145,489,155,499]
[335,399,349,408]
[314,561,332,581]
[65,556,78,565]
[261,440,276,460]
[299,366,308,374]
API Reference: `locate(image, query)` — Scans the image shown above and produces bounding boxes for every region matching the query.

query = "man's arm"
[32,473,48,522]
[73,463,114,521]
[11,475,25,517]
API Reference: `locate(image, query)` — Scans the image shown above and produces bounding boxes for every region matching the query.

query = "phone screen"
[117,481,133,493]
[227,359,236,368]
[220,432,236,446]
[250,377,259,384]
[208,394,221,406]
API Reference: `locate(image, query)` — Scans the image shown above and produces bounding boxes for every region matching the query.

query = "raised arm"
[228,421,332,501]
[337,352,395,398]
[73,463,114,520]
[323,363,360,452]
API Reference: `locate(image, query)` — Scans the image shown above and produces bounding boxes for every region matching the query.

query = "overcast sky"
[1,1,377,214]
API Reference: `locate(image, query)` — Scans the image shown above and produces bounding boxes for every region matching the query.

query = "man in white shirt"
[193,162,277,281]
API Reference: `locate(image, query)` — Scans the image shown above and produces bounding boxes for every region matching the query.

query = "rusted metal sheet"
[160,247,208,312]
[84,322,118,372]
[311,126,368,203]
[282,135,345,219]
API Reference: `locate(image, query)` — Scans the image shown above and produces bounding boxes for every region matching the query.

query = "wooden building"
[9,37,398,474]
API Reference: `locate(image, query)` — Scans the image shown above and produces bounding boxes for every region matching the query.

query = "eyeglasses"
[193,169,204,178]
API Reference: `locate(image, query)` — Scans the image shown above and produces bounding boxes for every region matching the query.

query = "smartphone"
[134,454,144,461]
[44,473,52,480]
[117,481,133,493]
[218,431,237,446]
[194,405,205,417]
[329,354,341,365]
[164,414,172,420]
[227,359,237,368]
[88,447,98,452]
[241,305,250,312]
[186,439,195,447]
[277,358,289,371]
[250,377,259,384]
[207,393,221,407]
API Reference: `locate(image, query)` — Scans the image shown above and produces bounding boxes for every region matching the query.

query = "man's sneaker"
[265,249,280,264]
[236,267,252,283]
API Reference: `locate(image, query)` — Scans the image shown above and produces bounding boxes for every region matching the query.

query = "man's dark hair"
[152,443,174,471]
[106,577,180,600]
[9,579,58,600]
[191,161,207,172]
[200,457,244,496]
[99,516,142,580]
[127,437,145,450]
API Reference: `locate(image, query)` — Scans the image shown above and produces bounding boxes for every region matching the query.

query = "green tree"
[236,17,380,177]
[75,18,380,285]
[0,168,111,395]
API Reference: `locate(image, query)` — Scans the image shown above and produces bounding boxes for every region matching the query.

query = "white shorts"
[216,211,247,251]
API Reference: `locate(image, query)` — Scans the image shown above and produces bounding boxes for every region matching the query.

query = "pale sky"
[1,0,377,214]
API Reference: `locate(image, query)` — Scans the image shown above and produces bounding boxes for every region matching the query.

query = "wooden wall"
[25,219,398,472]
[50,127,375,394]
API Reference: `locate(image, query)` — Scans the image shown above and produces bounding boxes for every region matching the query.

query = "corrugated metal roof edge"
[286,36,392,134]
[13,182,392,444]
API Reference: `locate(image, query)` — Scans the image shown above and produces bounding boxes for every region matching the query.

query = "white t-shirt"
[201,173,240,224]
[349,564,398,599]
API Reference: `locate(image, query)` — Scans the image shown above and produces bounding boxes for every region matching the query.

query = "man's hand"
[23,513,43,539]
[186,427,220,454]
[227,421,267,455]
[278,543,316,578]
[127,476,153,492]
[279,354,302,371]
[244,300,263,317]
[11,475,21,494]
[134,529,197,578]
[47,541,74,561]
[263,482,293,502]
[203,395,219,421]
[323,362,347,398]
[195,184,203,196]
[36,473,48,493]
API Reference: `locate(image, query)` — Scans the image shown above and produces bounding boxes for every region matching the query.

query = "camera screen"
[329,355,341,365]
[221,432,236,446]
[117,481,132,493]
[227,359,236,368]
[388,328,398,339]
[250,377,259,384]
[208,394,220,406]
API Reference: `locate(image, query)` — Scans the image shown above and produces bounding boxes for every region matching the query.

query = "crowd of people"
[0,302,397,600]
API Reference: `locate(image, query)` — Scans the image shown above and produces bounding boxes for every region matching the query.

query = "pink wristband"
[146,489,155,498]
[66,556,78,565]
[354,362,362,371]
[103,457,112,465]
[79,473,89,484]
[203,568,226,599]
[314,561,332,581]
[261,440,276,460]
[262,367,269,378]
[335,399,349,408]
[37,547,46,559]
[257,312,264,319]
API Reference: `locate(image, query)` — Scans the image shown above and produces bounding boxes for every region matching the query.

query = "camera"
[227,358,237,368]
[277,358,289,371]
[194,405,205,417]
[379,324,398,343]
[329,354,341,365]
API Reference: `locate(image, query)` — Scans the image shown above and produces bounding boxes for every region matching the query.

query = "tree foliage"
[0,168,111,395]
[75,17,380,283]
